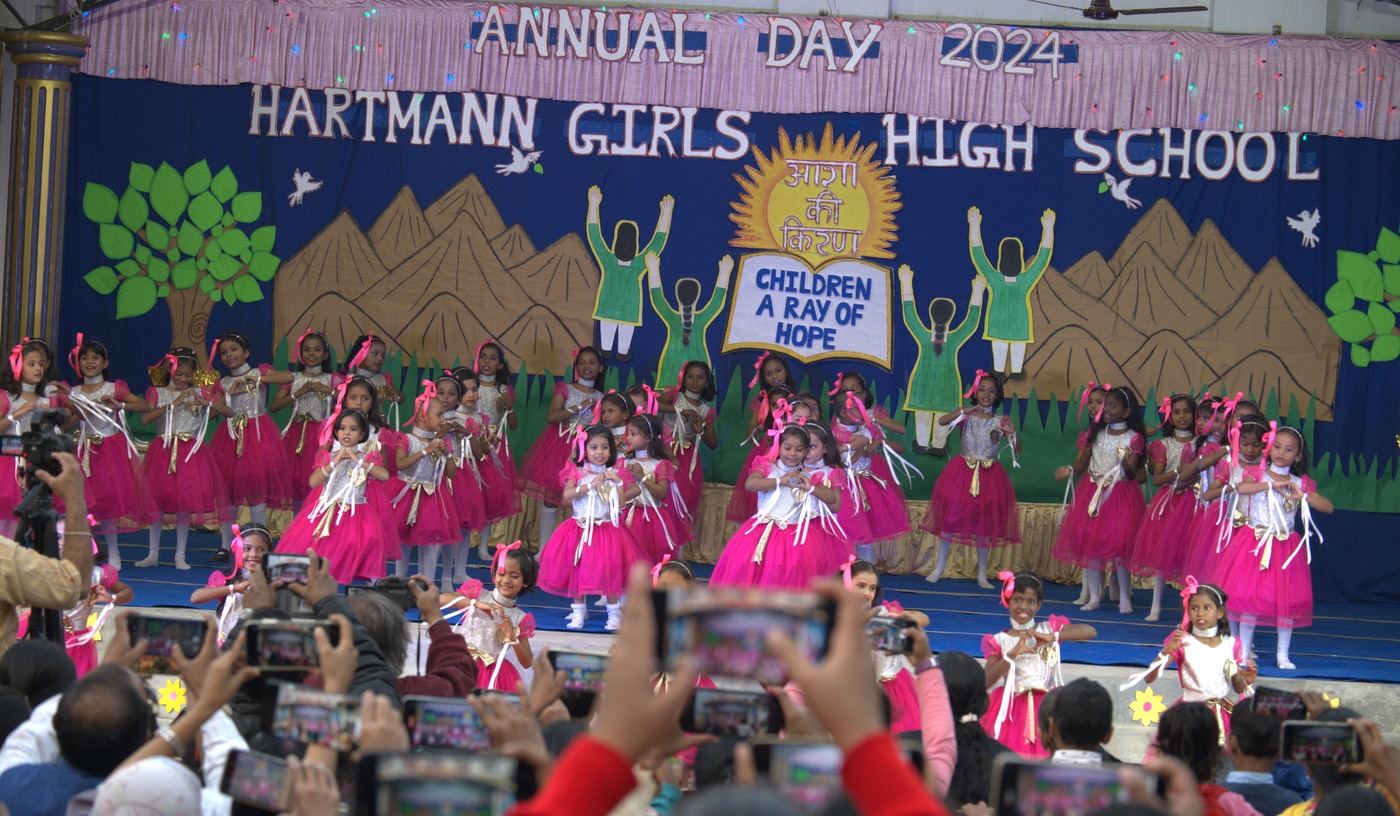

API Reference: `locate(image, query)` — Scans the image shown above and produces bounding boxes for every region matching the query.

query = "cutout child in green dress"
[967,206,1055,376]
[586,186,674,361]
[898,265,985,455]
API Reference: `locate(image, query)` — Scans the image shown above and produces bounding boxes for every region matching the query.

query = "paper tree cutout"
[1130,686,1167,727]
[158,678,187,716]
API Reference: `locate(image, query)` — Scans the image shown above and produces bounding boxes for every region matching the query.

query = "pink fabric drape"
[73,1,1400,139]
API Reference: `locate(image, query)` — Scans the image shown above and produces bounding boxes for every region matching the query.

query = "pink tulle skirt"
[1126,487,1197,580]
[882,669,921,733]
[1180,500,1232,585]
[671,444,705,522]
[278,497,389,584]
[623,503,693,565]
[139,437,233,526]
[450,464,489,533]
[516,426,573,505]
[710,517,852,591]
[725,444,769,523]
[1052,475,1146,570]
[919,456,1021,547]
[536,519,645,598]
[66,635,97,678]
[210,415,294,509]
[473,655,523,693]
[481,443,522,522]
[368,481,402,561]
[982,687,1049,758]
[389,480,463,547]
[80,436,158,531]
[281,419,324,503]
[853,470,911,543]
[1213,526,1313,628]
[0,459,23,511]
[834,484,875,544]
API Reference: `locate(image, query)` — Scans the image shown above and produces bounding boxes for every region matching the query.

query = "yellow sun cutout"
[730,123,899,267]
[158,679,187,716]
[1129,687,1167,727]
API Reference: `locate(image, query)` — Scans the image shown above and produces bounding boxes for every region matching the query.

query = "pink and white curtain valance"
[74,0,1400,139]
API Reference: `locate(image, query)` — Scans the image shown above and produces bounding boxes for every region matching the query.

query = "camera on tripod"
[0,409,74,490]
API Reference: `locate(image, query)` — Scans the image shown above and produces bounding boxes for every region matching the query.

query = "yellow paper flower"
[1322,692,1342,709]
[1129,687,1167,727]
[86,612,102,642]
[158,679,187,716]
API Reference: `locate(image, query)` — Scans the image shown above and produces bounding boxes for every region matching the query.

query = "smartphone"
[1280,721,1363,764]
[550,650,609,693]
[219,749,289,813]
[345,577,429,613]
[0,435,22,457]
[244,620,339,671]
[264,553,310,585]
[991,755,1163,815]
[653,588,836,685]
[403,695,493,752]
[752,740,845,812]
[865,616,915,655]
[127,613,208,675]
[355,752,517,816]
[681,688,785,738]
[270,682,360,751]
[1253,687,1308,720]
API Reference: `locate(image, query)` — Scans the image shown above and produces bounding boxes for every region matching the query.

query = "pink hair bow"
[840,555,858,589]
[845,391,878,440]
[1178,575,1200,631]
[764,398,790,461]
[348,333,375,372]
[207,338,222,372]
[68,333,84,374]
[1158,396,1172,421]
[651,554,673,587]
[1255,421,1278,480]
[675,365,687,391]
[492,540,521,576]
[1094,382,1113,423]
[293,328,316,365]
[474,339,497,372]
[748,351,770,388]
[1228,421,1242,468]
[828,372,844,397]
[8,338,28,381]
[963,369,989,400]
[1077,381,1098,423]
[206,523,246,588]
[641,384,659,416]
[998,570,1017,608]
[405,379,437,428]
[1214,391,1245,428]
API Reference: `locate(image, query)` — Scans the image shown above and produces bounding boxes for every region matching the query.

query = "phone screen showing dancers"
[992,756,1163,815]
[682,688,785,738]
[1280,722,1363,764]
[219,749,289,812]
[264,553,310,585]
[270,683,360,751]
[550,650,609,693]
[127,613,207,675]
[245,620,338,670]
[752,741,844,812]
[403,696,493,752]
[355,753,517,816]
[865,616,916,654]
[653,588,835,685]
[1253,687,1308,720]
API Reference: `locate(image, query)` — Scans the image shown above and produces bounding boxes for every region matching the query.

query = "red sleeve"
[112,380,130,401]
[841,733,951,816]
[1147,440,1166,465]
[981,633,1003,659]
[258,363,274,377]
[1130,433,1146,456]
[145,387,160,406]
[1180,443,1198,464]
[654,460,675,483]
[519,613,536,640]
[1076,430,1090,450]
[457,578,485,600]
[706,405,717,423]
[558,464,580,485]
[1301,475,1318,495]
[507,737,637,816]
[0,392,11,414]
[398,619,478,698]
[1163,632,1184,663]
[551,382,569,401]
[314,450,332,468]
[882,601,906,615]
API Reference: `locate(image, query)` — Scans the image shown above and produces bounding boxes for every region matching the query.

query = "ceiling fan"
[1026,0,1209,20]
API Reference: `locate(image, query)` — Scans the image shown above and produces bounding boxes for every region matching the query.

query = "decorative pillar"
[0,30,87,344]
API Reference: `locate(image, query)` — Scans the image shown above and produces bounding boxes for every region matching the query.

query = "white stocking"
[976,547,990,584]
[419,545,443,585]
[100,519,120,568]
[249,503,269,526]
[1236,618,1256,662]
[537,505,558,553]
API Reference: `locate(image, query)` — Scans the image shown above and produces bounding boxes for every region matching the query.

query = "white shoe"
[925,566,945,584]
[566,603,587,630]
[477,543,491,561]
[605,603,623,631]
[1145,611,1161,622]
[134,553,159,568]
[1073,592,1089,605]
[174,558,190,571]
[976,577,995,590]
[1277,654,1296,670]
[1081,601,1101,611]
[594,596,608,607]
[1119,602,1133,614]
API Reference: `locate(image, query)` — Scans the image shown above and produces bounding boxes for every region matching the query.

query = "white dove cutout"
[288,169,323,207]
[1103,172,1141,209]
[495,145,542,175]
[1286,208,1321,248]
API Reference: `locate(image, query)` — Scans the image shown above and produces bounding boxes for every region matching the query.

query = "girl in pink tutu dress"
[726,352,796,524]
[661,362,718,524]
[54,337,158,569]
[921,371,1021,588]
[269,330,336,507]
[538,425,646,631]
[516,345,606,551]
[391,391,461,587]
[445,544,538,692]
[0,338,62,539]
[1130,581,1256,736]
[1178,398,1263,585]
[438,372,489,589]
[622,414,694,565]
[1212,425,1331,671]
[472,341,523,551]
[190,524,271,643]
[135,349,232,570]
[832,392,912,567]
[1127,394,1200,621]
[846,558,928,733]
[278,409,393,584]
[64,559,133,677]
[206,331,295,560]
[333,377,403,563]
[1051,386,1148,613]
[982,572,1097,757]
[596,391,636,457]
[711,425,850,591]
[342,333,406,423]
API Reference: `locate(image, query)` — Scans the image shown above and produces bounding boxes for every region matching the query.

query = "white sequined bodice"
[562,383,598,424]
[626,458,665,508]
[7,386,54,433]
[571,465,620,521]
[994,622,1058,693]
[74,382,122,438]
[400,433,447,485]
[1089,430,1138,479]
[669,393,707,444]
[478,383,508,427]
[154,386,206,435]
[289,372,333,420]
[1161,437,1189,472]
[1233,465,1301,529]
[754,462,816,521]
[1178,634,1238,701]
[960,413,1003,460]
[221,373,268,418]
[323,444,373,506]
[835,423,873,471]
[457,592,528,659]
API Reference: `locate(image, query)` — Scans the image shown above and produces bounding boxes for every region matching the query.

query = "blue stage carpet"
[114,532,1400,685]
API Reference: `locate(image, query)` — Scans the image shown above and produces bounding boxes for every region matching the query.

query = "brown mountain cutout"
[1108,198,1193,272]
[397,294,495,367]
[1121,330,1218,396]
[1063,251,1116,298]
[511,233,600,330]
[492,224,537,267]
[498,303,593,377]
[281,292,397,360]
[1207,349,1332,415]
[425,174,506,238]
[272,211,387,344]
[1017,325,1132,402]
[1173,219,1254,309]
[1101,243,1215,336]
[368,187,433,269]
[1030,268,1143,342]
